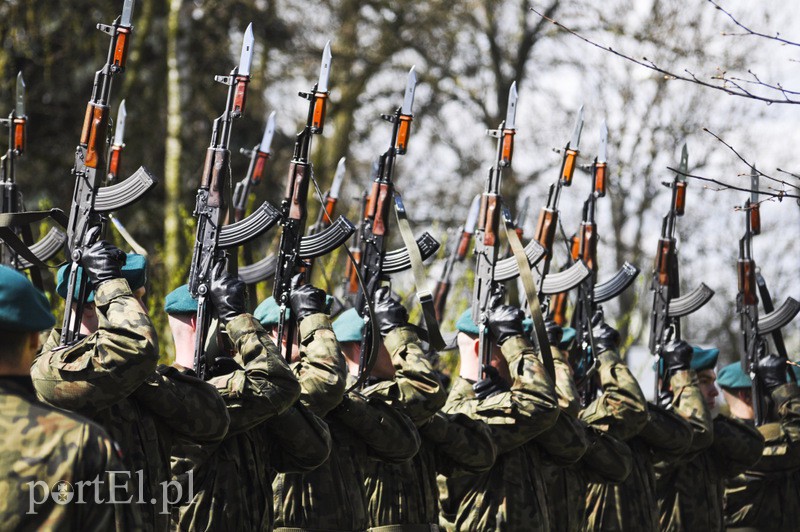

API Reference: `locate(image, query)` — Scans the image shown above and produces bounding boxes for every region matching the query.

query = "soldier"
[582,319,690,532]
[537,323,635,532]
[439,304,560,531]
[0,265,140,530]
[165,271,332,531]
[654,344,764,531]
[31,242,230,531]
[718,358,800,531]
[258,288,422,532]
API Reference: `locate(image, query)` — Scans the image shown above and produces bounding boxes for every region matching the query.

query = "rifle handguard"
[494,238,546,282]
[238,254,278,284]
[218,201,281,249]
[539,260,591,295]
[594,262,641,303]
[382,232,440,274]
[758,297,800,334]
[94,166,158,213]
[667,283,715,318]
[15,227,67,269]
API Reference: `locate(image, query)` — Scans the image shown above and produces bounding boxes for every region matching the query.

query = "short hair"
[0,330,30,364]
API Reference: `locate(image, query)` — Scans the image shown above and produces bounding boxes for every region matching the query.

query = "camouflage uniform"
[653,370,764,531]
[438,335,560,531]
[539,347,634,532]
[170,313,323,531]
[0,376,140,531]
[724,382,800,531]
[32,278,230,531]
[582,350,691,532]
[273,315,424,532]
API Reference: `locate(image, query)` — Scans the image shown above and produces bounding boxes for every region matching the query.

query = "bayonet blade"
[113,99,127,146]
[317,41,332,92]
[515,195,530,229]
[505,81,518,130]
[598,120,608,163]
[678,143,688,182]
[15,72,25,117]
[465,194,481,234]
[751,165,759,204]
[570,105,584,150]
[259,111,276,153]
[120,0,135,27]
[401,66,417,115]
[237,23,255,76]
[330,157,346,199]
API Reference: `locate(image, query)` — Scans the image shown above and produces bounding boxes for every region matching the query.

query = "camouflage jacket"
[33,278,230,532]
[170,313,311,531]
[724,383,800,531]
[539,348,633,532]
[438,335,560,532]
[273,326,421,531]
[0,376,140,531]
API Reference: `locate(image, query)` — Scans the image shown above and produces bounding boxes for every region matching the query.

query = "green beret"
[691,345,719,372]
[717,361,752,390]
[455,309,480,336]
[0,266,56,332]
[559,327,577,350]
[56,253,147,303]
[253,297,288,326]
[522,317,533,336]
[164,284,197,315]
[332,307,365,343]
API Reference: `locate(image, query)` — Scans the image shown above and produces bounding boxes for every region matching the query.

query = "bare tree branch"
[666,167,800,200]
[708,0,800,48]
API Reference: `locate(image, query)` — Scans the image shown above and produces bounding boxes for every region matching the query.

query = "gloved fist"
[205,355,244,379]
[663,339,693,375]
[289,274,327,322]
[209,267,247,324]
[592,321,620,356]
[472,365,510,399]
[545,319,563,347]
[758,353,787,392]
[487,304,525,346]
[373,286,409,336]
[80,240,126,287]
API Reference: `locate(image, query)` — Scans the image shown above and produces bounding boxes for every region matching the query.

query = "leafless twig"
[666,166,800,200]
[708,0,800,48]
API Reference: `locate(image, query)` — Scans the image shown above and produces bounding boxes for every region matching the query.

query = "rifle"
[232,111,276,223]
[0,72,66,289]
[649,144,714,401]
[305,156,347,280]
[273,42,356,360]
[60,0,159,346]
[353,66,445,384]
[433,194,480,321]
[738,168,800,424]
[343,186,369,306]
[187,24,283,378]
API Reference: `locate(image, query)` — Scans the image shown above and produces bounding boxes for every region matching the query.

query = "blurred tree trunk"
[163,0,183,285]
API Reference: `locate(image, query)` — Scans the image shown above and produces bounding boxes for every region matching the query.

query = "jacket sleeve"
[551,346,581,417]
[32,278,159,413]
[711,415,765,477]
[206,314,301,435]
[753,383,800,472]
[328,391,421,463]
[262,402,332,473]
[132,365,230,444]
[579,350,649,441]
[369,326,447,427]
[295,313,348,417]
[580,425,634,484]
[418,411,497,476]
[667,369,714,455]
[443,335,560,454]
[637,402,694,460]
[535,412,591,466]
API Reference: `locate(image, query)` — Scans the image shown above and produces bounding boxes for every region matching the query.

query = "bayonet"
[237,23,254,76]
[750,165,759,205]
[401,66,417,116]
[678,143,688,183]
[505,81,518,130]
[120,0,134,27]
[317,41,332,92]
[15,72,25,117]
[598,120,607,163]
[330,157,346,199]
[465,194,481,233]
[259,111,276,153]
[113,100,127,147]
[570,105,584,150]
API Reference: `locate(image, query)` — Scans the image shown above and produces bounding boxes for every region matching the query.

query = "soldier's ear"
[471,337,480,358]
[189,314,198,332]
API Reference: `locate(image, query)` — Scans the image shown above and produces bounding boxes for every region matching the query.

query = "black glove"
[545,319,563,347]
[205,355,244,379]
[758,354,787,392]
[209,268,247,324]
[487,304,525,346]
[289,274,327,323]
[592,321,620,356]
[472,365,510,399]
[373,286,409,336]
[663,339,693,376]
[80,240,126,287]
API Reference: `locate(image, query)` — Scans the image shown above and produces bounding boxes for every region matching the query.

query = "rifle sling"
[504,219,555,380]
[0,227,52,269]
[0,208,68,229]
[392,194,445,351]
